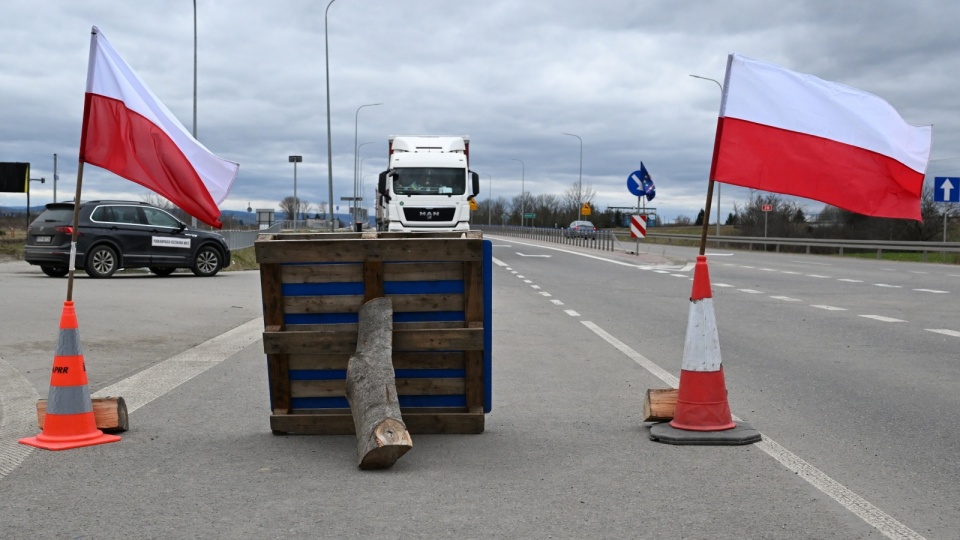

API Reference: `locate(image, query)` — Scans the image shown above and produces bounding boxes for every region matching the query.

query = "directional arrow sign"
[934,177,960,202]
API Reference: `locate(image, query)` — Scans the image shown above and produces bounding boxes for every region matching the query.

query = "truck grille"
[402,207,456,222]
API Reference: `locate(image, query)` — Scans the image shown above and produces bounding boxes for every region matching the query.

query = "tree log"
[642,389,678,422]
[37,396,128,433]
[345,297,412,469]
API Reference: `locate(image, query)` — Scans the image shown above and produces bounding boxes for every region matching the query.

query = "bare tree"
[562,180,597,222]
[279,196,311,223]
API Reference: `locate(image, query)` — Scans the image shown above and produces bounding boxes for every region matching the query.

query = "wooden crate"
[255,231,492,435]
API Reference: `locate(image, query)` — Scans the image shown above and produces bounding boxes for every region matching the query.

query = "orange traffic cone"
[19,301,121,451]
[649,255,760,445]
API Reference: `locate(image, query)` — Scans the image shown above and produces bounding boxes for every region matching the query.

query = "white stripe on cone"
[681,297,722,372]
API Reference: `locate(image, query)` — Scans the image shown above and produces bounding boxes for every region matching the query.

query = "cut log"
[642,388,678,422]
[345,297,413,469]
[37,396,129,433]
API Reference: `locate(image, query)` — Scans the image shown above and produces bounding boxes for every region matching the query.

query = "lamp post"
[27,177,45,227]
[289,155,302,228]
[354,140,375,222]
[324,0,337,232]
[690,74,724,236]
[511,158,525,227]
[561,132,582,221]
[190,0,199,228]
[53,153,58,203]
[353,103,381,222]
[482,173,492,225]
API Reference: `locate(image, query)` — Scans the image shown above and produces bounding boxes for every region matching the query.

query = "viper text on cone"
[649,256,760,445]
[19,301,121,451]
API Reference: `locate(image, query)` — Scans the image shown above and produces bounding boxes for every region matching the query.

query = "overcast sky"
[2,1,959,224]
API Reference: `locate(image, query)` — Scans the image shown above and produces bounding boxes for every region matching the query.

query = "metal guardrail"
[219,220,350,250]
[475,225,619,252]
[645,232,960,261]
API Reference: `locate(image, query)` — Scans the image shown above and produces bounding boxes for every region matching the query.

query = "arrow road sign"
[934,177,960,202]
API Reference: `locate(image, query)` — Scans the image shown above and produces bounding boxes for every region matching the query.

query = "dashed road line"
[874,284,901,288]
[914,289,948,294]
[770,296,802,302]
[860,315,906,323]
[739,289,764,294]
[564,310,580,317]
[812,305,848,311]
[927,329,960,338]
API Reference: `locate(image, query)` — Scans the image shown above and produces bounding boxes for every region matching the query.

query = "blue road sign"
[934,177,960,203]
[627,163,655,201]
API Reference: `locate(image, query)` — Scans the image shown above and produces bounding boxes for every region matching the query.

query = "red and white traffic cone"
[649,256,760,445]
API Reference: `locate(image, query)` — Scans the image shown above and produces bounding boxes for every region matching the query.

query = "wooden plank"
[284,321,464,332]
[384,261,463,281]
[289,351,465,371]
[266,328,483,354]
[291,377,465,398]
[259,264,285,328]
[390,294,464,312]
[284,295,364,314]
[281,263,363,284]
[36,397,128,433]
[642,388,679,422]
[267,353,291,413]
[463,350,484,411]
[270,410,484,435]
[256,238,483,264]
[363,260,384,301]
[463,260,484,324]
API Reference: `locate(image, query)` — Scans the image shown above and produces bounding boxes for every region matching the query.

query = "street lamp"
[561,133,583,221]
[324,0,337,232]
[355,140,375,222]
[353,103,382,222]
[27,177,45,227]
[690,74,724,236]
[289,155,302,228]
[190,0,199,228]
[482,173,492,225]
[511,158,525,227]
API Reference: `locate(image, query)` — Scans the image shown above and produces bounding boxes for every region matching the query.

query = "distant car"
[566,220,598,238]
[24,200,231,278]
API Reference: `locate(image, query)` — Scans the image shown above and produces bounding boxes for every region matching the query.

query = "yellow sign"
[469,198,478,211]
[581,202,591,216]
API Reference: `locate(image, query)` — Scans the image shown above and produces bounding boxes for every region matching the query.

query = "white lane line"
[653,270,672,274]
[539,292,552,297]
[93,318,264,413]
[670,274,689,278]
[927,329,960,338]
[739,289,764,294]
[770,296,802,302]
[807,274,831,278]
[580,320,924,540]
[914,289,949,294]
[517,275,525,279]
[485,236,689,271]
[564,310,581,317]
[714,283,735,288]
[860,315,906,323]
[760,268,777,272]
[0,359,40,481]
[741,265,756,269]
[874,284,901,288]
[838,278,864,283]
[551,299,564,306]
[492,257,509,267]
[812,305,848,311]
[781,271,802,275]
[523,279,532,284]
[531,285,541,290]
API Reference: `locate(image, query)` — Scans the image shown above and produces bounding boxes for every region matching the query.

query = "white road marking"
[523,279,532,284]
[551,299,564,305]
[580,320,925,540]
[714,283,734,288]
[564,310,580,317]
[812,305,848,311]
[739,289,764,294]
[516,253,552,257]
[838,278,863,283]
[770,296,802,302]
[781,271,802,275]
[914,289,948,294]
[492,257,509,267]
[517,275,525,278]
[760,268,777,272]
[531,285,541,290]
[860,315,906,323]
[0,359,39,480]
[874,284,901,288]
[539,292,552,297]
[806,274,831,278]
[927,329,960,338]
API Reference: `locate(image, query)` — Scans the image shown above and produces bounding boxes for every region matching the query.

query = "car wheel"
[41,265,69,278]
[191,246,223,277]
[149,267,177,277]
[85,245,119,278]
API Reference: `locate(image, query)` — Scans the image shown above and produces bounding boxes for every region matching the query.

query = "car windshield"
[33,207,74,224]
[393,168,465,196]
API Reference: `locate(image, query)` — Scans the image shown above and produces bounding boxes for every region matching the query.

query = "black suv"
[25,201,231,278]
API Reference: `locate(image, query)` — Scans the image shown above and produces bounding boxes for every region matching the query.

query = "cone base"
[649,421,761,446]
[19,430,121,451]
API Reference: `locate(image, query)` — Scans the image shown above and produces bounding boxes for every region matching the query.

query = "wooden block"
[642,388,678,422]
[37,396,129,433]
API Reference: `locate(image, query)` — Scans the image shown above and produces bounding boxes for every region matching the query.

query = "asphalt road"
[1,239,957,539]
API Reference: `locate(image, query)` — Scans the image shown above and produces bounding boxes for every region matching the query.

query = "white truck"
[376,135,480,232]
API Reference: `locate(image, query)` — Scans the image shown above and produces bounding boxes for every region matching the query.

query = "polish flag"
[711,54,932,221]
[80,26,239,229]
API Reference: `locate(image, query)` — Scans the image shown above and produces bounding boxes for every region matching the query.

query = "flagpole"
[65,161,85,302]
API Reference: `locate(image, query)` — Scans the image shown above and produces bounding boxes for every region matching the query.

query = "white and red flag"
[80,26,238,228]
[711,54,931,221]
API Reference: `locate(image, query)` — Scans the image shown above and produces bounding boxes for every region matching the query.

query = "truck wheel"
[85,245,119,278]
[191,246,223,277]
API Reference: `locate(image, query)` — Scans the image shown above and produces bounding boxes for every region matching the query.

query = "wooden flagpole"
[65,161,85,302]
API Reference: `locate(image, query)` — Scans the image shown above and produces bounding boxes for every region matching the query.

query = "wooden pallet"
[255,231,491,435]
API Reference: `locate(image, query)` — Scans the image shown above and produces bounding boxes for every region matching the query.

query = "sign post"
[762,204,773,238]
[934,177,959,241]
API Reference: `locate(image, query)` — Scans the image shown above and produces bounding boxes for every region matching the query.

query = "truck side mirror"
[471,171,480,197]
[378,171,391,202]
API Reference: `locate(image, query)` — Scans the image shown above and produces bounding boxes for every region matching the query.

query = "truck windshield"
[393,168,465,196]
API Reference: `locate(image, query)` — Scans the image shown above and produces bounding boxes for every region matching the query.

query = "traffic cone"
[649,255,760,445]
[19,301,121,451]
